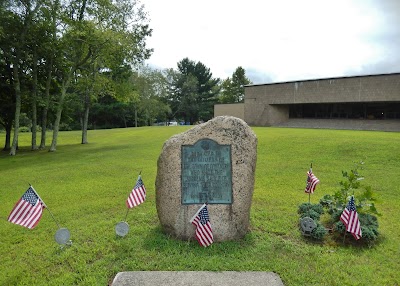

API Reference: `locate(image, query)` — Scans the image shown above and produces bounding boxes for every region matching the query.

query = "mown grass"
[0,126,399,285]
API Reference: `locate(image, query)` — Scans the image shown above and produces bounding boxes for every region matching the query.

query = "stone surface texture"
[112,271,284,286]
[156,116,257,242]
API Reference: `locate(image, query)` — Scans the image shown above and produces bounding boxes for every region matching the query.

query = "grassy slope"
[0,127,399,285]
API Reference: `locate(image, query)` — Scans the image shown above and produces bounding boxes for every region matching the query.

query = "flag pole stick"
[308,163,312,215]
[29,184,61,229]
[124,208,129,222]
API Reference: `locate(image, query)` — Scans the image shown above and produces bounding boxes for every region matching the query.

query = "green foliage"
[58,122,72,131]
[1,0,153,153]
[219,67,252,103]
[298,203,327,240]
[359,214,379,242]
[320,161,380,243]
[311,221,328,240]
[18,126,31,132]
[325,161,380,216]
[298,203,324,221]
[334,220,346,233]
[334,213,379,243]
[169,58,220,124]
[300,162,380,243]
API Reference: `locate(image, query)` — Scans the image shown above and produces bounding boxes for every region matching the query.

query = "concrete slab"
[112,271,284,286]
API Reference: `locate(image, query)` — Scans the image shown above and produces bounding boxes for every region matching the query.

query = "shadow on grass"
[1,142,134,156]
[0,142,135,171]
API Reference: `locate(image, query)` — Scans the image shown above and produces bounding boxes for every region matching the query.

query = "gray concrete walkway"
[112,271,284,286]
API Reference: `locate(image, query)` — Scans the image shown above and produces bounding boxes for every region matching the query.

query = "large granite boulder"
[156,116,258,241]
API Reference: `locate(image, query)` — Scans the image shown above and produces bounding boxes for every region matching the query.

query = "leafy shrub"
[334,213,379,243]
[299,161,380,244]
[320,162,379,216]
[298,203,327,240]
[59,123,72,131]
[298,203,324,221]
[320,161,380,243]
[33,125,42,132]
[311,221,328,240]
[18,126,30,132]
[18,125,42,133]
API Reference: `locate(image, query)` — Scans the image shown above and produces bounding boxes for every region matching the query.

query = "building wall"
[244,73,400,126]
[214,103,245,120]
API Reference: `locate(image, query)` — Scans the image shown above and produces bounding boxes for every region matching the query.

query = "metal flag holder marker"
[55,228,72,245]
[30,184,72,246]
[115,221,130,237]
[115,170,142,237]
[299,164,317,236]
[115,207,130,237]
[300,216,317,236]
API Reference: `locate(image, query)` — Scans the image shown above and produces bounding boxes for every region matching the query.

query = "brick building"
[214,73,400,131]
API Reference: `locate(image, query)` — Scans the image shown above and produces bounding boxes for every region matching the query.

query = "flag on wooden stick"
[340,196,362,240]
[190,204,213,247]
[126,175,146,208]
[305,169,320,194]
[8,187,45,229]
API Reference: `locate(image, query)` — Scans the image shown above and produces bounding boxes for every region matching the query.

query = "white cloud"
[143,0,399,84]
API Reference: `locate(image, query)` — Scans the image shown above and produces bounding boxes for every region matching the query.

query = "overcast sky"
[142,0,400,84]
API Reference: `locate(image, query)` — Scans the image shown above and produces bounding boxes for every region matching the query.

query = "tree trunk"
[10,56,22,156]
[81,92,90,144]
[135,109,138,127]
[9,0,42,155]
[122,113,127,128]
[31,47,38,150]
[3,123,12,151]
[41,0,57,149]
[40,63,52,149]
[49,74,71,152]
[2,62,14,151]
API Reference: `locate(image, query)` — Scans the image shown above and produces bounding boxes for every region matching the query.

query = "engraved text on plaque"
[181,139,232,204]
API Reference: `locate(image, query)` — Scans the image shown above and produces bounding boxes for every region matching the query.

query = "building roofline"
[245,72,400,87]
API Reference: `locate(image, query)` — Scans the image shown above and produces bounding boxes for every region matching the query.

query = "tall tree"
[170,58,220,124]
[0,5,16,150]
[3,0,43,155]
[47,0,152,150]
[219,66,252,103]
[132,66,171,126]
[39,0,60,150]
[0,62,15,151]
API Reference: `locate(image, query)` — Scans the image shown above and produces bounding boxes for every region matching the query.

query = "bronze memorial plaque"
[181,139,232,204]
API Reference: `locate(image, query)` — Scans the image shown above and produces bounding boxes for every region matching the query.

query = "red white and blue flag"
[305,169,320,194]
[8,187,45,229]
[126,175,146,208]
[340,196,362,240]
[190,204,213,247]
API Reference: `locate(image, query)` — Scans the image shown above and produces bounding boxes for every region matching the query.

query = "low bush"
[299,161,380,244]
[298,202,324,221]
[18,126,30,132]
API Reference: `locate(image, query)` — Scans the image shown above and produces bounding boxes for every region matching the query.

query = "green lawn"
[1,127,399,285]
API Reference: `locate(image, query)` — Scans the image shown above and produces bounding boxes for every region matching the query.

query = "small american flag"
[340,196,362,240]
[8,187,44,229]
[190,204,213,247]
[305,169,320,194]
[126,175,146,208]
